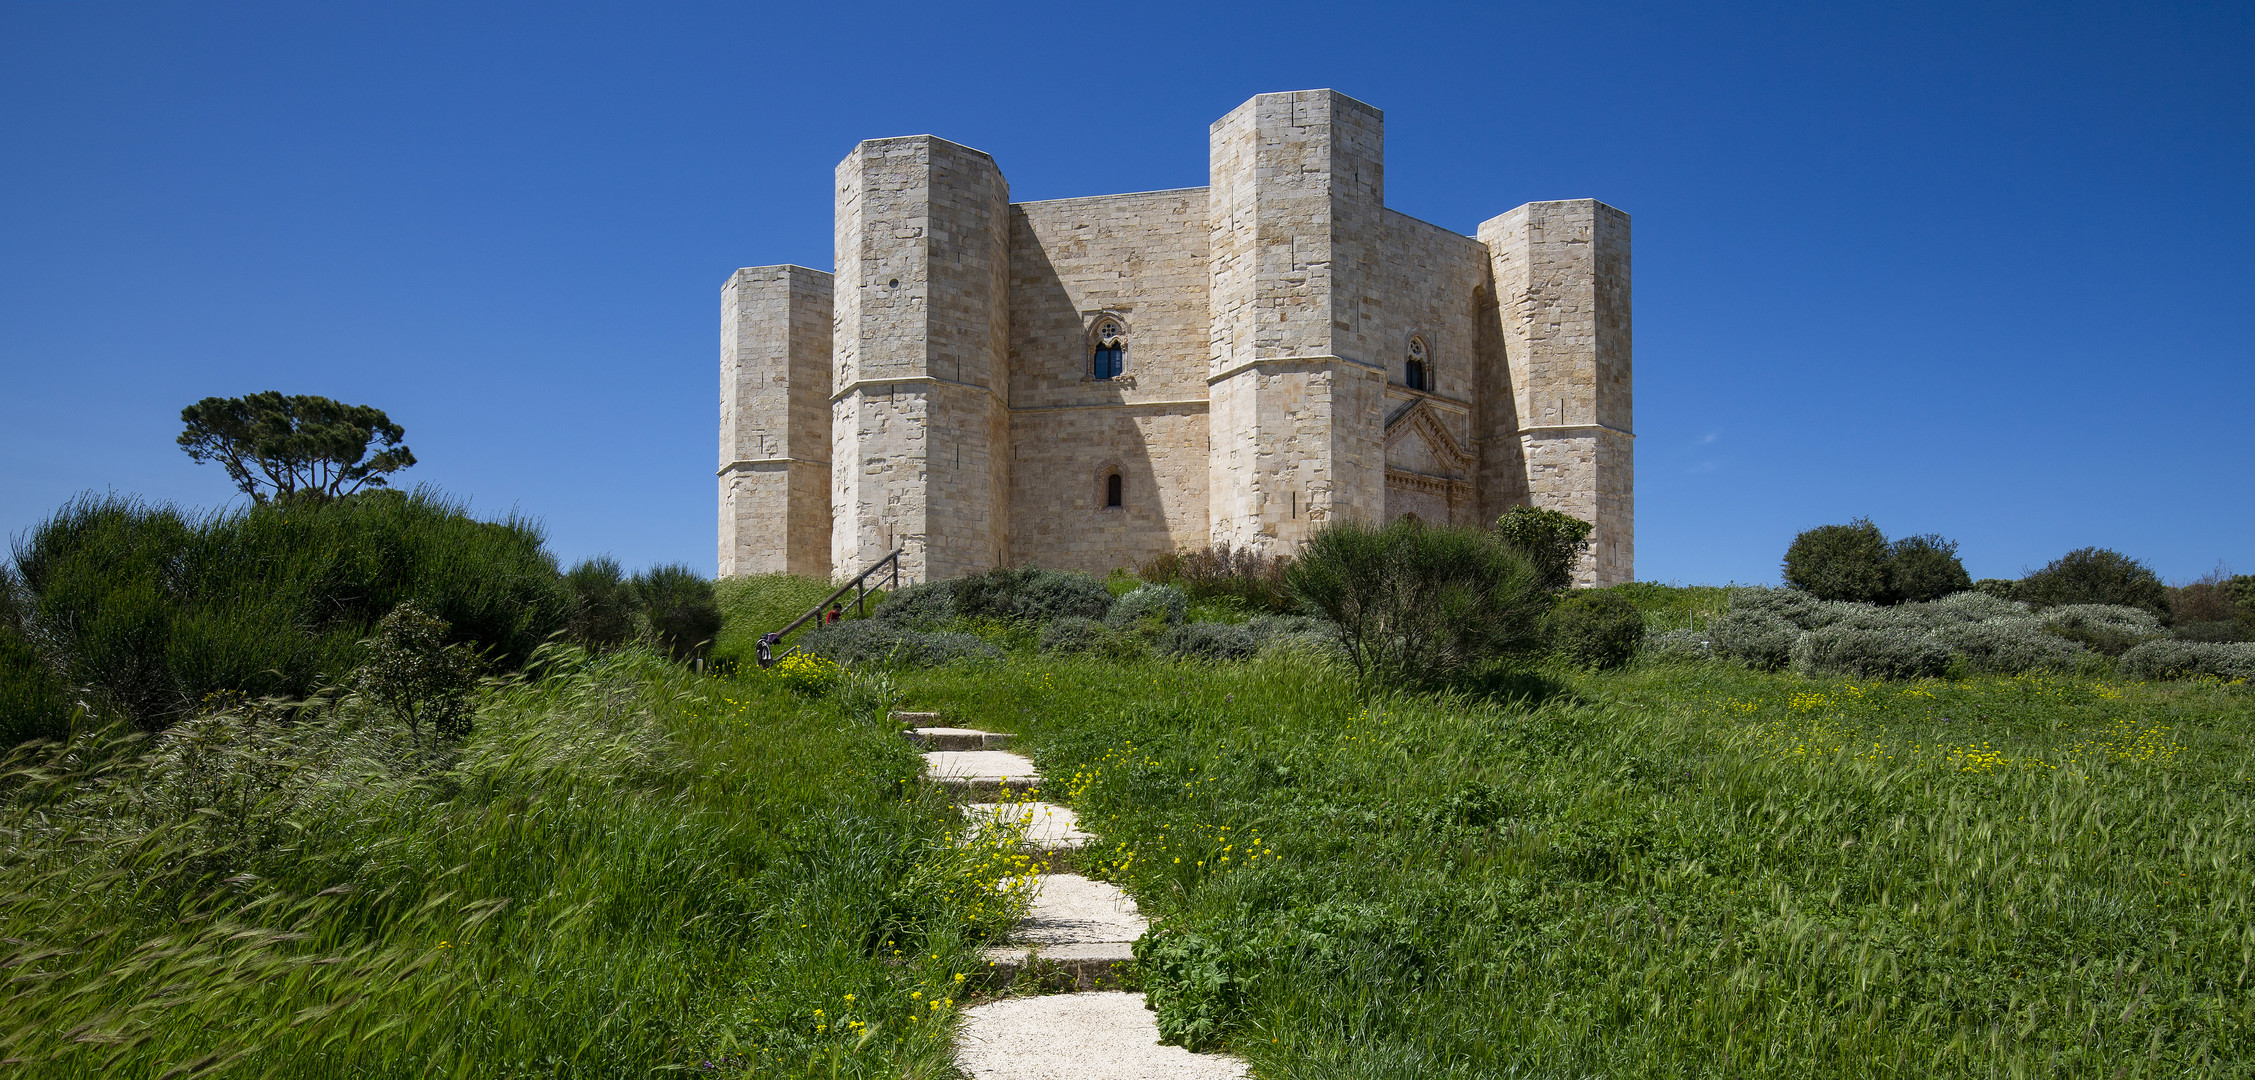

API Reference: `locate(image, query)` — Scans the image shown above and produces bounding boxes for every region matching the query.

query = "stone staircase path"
[906,716,1246,1080]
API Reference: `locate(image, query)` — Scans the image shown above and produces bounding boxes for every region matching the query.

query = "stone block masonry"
[722,90,1634,586]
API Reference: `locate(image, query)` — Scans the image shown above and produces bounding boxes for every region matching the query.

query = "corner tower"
[831,136,1011,582]
[718,265,833,577]
[1478,200,1633,584]
[1206,90,1390,553]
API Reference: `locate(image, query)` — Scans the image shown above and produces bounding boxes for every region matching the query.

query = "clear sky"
[3,1,2248,586]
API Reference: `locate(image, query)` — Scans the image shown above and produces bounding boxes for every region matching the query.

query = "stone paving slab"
[1010,873,1143,945]
[907,727,1014,751]
[924,750,1040,781]
[924,750,1042,799]
[956,992,1248,1079]
[965,801,1090,850]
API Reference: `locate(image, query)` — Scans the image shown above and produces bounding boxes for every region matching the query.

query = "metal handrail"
[757,547,904,667]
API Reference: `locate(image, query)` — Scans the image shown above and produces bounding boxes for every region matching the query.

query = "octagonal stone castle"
[719,89,1632,586]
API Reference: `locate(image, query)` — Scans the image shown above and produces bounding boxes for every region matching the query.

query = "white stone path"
[909,721,1248,1080]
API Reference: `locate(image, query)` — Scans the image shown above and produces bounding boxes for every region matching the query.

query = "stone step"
[978,873,1144,991]
[924,749,1042,800]
[890,711,943,728]
[966,801,1090,855]
[907,727,1015,751]
[978,942,1134,993]
[956,992,1248,1078]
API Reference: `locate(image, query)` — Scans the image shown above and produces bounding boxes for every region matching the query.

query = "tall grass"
[0,648,1019,1078]
[890,653,2255,1078]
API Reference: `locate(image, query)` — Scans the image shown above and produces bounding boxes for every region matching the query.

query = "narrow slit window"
[1092,319,1126,380]
[1404,337,1430,391]
[1105,472,1124,508]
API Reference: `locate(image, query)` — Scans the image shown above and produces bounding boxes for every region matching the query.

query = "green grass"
[712,574,895,667]
[885,651,2255,1078]
[0,648,1019,1078]
[1594,580,1734,632]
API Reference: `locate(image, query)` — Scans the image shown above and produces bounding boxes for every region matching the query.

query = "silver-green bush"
[1039,616,1112,655]
[2117,640,2255,681]
[1158,622,1260,662]
[1791,625,1953,680]
[1709,610,1798,670]
[1929,619,2090,674]
[1107,584,1189,628]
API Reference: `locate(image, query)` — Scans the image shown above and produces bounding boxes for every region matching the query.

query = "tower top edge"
[844,134,998,161]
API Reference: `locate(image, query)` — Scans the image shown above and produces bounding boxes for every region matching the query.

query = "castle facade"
[719,90,1633,585]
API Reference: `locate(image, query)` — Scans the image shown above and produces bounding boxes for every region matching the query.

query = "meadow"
[0,647,1023,1079]
[887,648,2254,1078]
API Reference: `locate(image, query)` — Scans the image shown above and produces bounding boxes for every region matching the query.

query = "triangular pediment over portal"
[1383,399,1475,478]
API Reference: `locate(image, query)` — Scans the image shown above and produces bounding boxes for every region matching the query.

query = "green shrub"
[952,566,1113,623]
[1242,614,1342,659]
[1782,519,1891,603]
[1546,592,1646,670]
[1708,610,1797,670]
[1791,625,1952,680]
[1494,506,1594,592]
[1134,929,1246,1052]
[1972,578,2020,601]
[8,490,565,729]
[1886,534,1972,603]
[2117,640,2255,681]
[353,602,480,745]
[1285,518,1547,689]
[2018,547,2170,619]
[2038,604,2163,658]
[1157,622,1259,662]
[629,564,721,661]
[1917,590,2026,624]
[562,556,638,650]
[1106,584,1188,629]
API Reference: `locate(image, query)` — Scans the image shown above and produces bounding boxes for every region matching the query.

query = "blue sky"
[3,1,2248,585]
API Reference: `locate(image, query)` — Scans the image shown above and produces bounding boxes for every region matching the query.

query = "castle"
[719,90,1632,586]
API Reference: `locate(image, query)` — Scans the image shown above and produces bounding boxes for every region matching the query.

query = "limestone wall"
[1006,188,1211,570]
[718,265,832,577]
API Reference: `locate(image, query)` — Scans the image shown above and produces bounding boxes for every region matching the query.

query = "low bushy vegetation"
[1286,518,1547,689]
[3,490,726,740]
[1544,590,1645,669]
[5,490,568,736]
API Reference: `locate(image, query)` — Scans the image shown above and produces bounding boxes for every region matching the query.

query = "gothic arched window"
[1404,337,1430,392]
[1091,318,1127,380]
[1106,472,1124,508]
